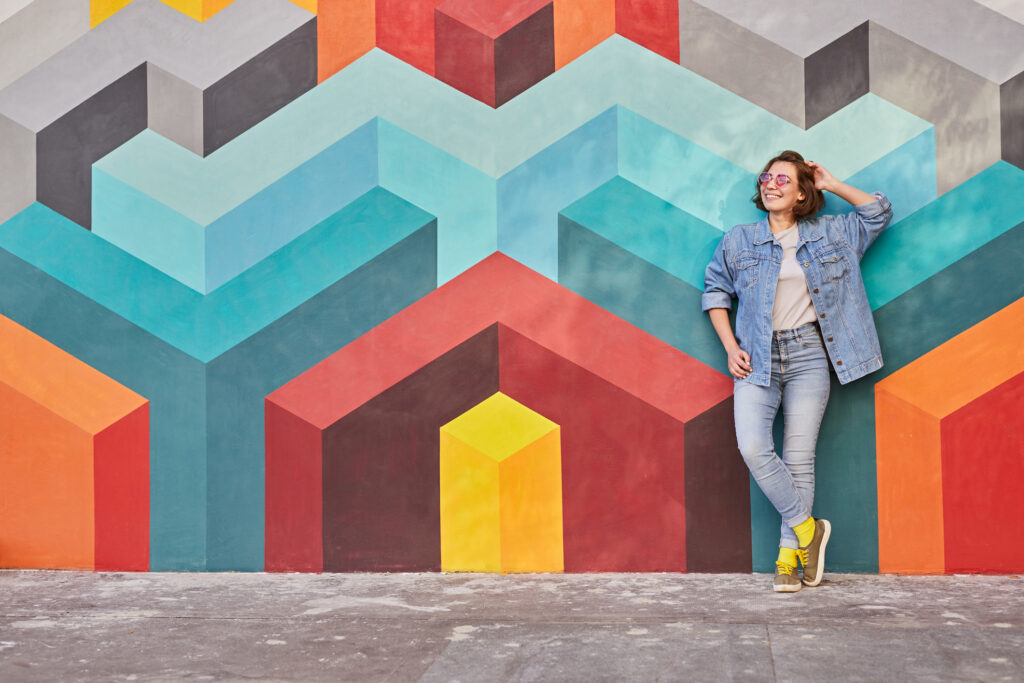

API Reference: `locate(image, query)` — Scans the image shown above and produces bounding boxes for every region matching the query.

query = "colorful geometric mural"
[1,0,1022,573]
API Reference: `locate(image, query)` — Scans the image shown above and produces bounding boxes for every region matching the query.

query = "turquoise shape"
[1,189,434,362]
[378,120,497,285]
[863,162,1024,309]
[561,176,722,292]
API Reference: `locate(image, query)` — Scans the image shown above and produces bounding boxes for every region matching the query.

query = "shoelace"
[796,548,809,567]
[776,560,797,575]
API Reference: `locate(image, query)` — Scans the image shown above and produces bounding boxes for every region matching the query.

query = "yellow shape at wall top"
[91,0,317,27]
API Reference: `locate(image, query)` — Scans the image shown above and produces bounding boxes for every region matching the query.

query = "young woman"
[702,151,893,592]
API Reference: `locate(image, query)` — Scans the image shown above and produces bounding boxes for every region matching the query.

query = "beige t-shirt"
[771,225,818,331]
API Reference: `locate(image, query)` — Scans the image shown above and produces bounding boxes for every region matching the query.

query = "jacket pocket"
[814,247,849,282]
[731,250,761,289]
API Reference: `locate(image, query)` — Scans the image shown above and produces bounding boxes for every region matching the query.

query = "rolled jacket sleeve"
[839,192,894,258]
[702,237,736,311]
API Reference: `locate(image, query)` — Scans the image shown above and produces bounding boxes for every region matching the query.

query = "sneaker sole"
[802,519,831,587]
[774,583,802,593]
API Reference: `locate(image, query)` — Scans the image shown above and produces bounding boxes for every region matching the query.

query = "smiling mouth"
[764,192,782,200]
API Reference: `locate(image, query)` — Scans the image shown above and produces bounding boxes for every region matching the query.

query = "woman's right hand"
[728,348,752,379]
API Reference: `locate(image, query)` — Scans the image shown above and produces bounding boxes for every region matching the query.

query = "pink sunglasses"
[758,172,791,186]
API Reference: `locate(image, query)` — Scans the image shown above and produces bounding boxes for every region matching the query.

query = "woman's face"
[760,161,805,216]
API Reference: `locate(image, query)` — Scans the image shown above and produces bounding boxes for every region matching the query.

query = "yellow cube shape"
[440,392,563,573]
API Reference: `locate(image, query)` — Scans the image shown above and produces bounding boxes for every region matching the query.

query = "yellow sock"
[794,517,816,547]
[777,547,798,568]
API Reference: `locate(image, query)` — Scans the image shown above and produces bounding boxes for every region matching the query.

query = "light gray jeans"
[733,323,831,550]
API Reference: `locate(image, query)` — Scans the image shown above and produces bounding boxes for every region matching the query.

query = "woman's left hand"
[806,161,836,192]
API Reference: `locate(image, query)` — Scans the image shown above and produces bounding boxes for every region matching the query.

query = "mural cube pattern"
[1,0,1022,573]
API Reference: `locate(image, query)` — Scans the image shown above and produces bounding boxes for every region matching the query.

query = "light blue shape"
[93,122,379,293]
[862,161,1024,310]
[498,107,619,280]
[0,190,434,362]
[617,107,753,230]
[800,95,933,180]
[93,167,207,292]
[203,122,379,292]
[378,120,497,285]
[561,176,722,292]
[822,127,937,224]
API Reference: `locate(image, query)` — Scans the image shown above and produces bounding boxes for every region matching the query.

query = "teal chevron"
[862,161,1024,309]
[562,176,722,300]
[90,39,931,285]
[2,190,434,363]
[565,160,1023,321]
[0,189,437,570]
[558,181,727,374]
[94,121,379,293]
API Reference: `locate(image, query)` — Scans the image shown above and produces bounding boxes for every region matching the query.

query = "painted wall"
[1,0,1022,574]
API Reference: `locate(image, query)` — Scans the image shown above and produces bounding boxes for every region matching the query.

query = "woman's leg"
[776,329,831,550]
[733,339,812,531]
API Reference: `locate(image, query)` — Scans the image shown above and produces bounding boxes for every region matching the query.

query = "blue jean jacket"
[702,193,893,386]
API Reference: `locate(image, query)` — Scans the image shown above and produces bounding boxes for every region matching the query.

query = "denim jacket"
[702,193,893,386]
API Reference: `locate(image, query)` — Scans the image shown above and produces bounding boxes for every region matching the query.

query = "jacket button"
[803,262,810,267]
[820,313,826,318]
[827,337,833,342]
[837,361,843,365]
[813,288,819,293]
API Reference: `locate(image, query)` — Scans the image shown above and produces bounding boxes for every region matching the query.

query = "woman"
[702,150,892,592]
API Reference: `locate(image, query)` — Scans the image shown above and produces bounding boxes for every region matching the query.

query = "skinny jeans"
[732,323,831,550]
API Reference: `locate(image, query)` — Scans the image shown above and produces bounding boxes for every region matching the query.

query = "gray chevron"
[0,0,315,227]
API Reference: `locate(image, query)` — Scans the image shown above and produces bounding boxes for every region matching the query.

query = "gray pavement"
[1,570,1022,682]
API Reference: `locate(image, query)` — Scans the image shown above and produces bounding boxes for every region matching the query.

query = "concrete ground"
[1,571,1022,682]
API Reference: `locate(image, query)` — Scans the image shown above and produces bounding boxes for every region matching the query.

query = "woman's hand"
[807,160,878,206]
[727,348,752,379]
[806,161,837,192]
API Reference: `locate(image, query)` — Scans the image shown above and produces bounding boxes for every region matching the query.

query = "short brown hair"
[751,150,825,220]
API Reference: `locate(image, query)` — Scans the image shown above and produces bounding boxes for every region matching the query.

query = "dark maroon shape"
[321,325,500,572]
[434,1,554,107]
[682,397,752,572]
[494,3,555,107]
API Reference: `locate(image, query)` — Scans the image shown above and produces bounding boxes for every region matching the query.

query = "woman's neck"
[768,212,797,234]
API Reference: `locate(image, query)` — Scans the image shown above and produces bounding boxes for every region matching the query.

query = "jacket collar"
[753,216,824,245]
